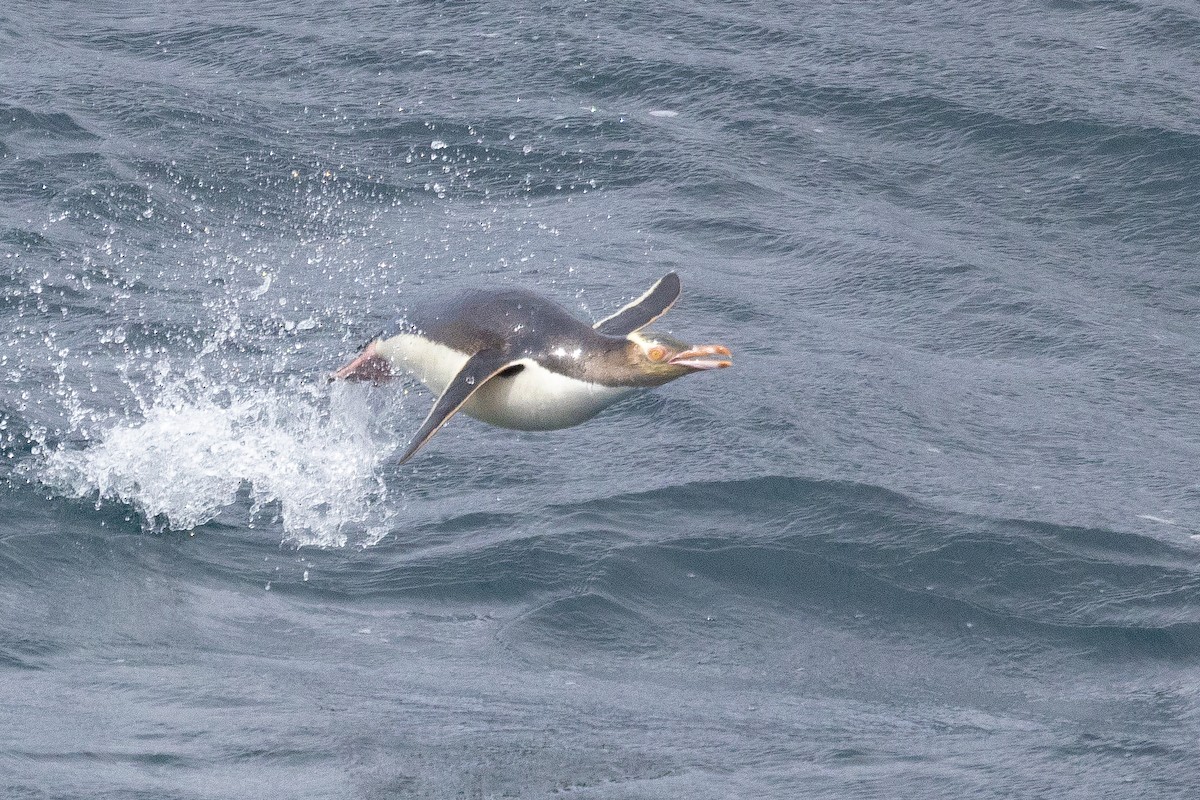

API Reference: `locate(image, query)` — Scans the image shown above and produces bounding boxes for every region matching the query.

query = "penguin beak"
[331,341,394,383]
[668,344,733,371]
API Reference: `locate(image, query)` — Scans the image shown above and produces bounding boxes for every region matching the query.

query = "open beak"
[668,343,733,371]
[331,341,394,383]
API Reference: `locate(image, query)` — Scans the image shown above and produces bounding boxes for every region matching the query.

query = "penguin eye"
[647,346,666,362]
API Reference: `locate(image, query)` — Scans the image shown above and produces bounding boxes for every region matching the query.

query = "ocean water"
[2,0,1199,796]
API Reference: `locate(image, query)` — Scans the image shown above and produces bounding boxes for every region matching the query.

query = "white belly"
[465,359,633,430]
[375,334,634,431]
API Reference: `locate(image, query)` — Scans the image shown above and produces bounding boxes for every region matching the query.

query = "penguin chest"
[375,333,470,396]
[375,334,633,431]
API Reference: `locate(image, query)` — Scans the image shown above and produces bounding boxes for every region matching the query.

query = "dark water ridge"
[6,474,1199,662]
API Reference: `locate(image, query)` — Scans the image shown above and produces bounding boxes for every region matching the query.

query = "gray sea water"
[3,1,1200,797]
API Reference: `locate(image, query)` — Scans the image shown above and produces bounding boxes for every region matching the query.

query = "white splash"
[37,378,396,547]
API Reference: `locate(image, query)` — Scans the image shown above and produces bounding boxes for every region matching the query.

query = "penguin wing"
[397,349,519,464]
[592,272,681,336]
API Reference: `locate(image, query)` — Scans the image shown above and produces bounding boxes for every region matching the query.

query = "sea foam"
[37,377,395,547]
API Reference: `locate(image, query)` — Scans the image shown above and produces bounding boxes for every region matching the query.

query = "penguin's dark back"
[383,288,604,357]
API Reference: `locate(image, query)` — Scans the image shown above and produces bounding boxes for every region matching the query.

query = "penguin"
[332,272,732,464]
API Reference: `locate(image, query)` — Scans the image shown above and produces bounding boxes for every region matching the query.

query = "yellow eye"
[648,346,666,362]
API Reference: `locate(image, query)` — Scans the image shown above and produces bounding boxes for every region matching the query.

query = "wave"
[163,474,1198,657]
[25,457,1194,657]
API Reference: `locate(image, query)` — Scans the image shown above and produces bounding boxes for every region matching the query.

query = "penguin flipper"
[397,349,518,464]
[593,272,681,336]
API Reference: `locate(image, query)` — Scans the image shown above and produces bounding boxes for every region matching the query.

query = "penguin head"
[624,331,732,385]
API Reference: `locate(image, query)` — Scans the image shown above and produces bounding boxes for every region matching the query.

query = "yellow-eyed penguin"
[332,272,732,463]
